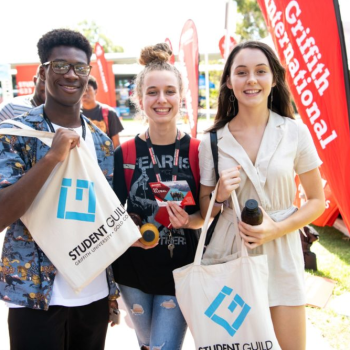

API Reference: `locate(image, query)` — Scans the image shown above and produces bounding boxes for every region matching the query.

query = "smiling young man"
[0,29,119,350]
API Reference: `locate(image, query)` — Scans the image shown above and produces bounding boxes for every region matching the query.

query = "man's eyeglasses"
[42,61,92,77]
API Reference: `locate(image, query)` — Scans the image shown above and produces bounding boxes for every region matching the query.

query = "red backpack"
[121,137,200,196]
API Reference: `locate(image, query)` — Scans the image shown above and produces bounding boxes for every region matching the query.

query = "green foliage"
[199,60,224,109]
[235,0,268,40]
[75,20,124,53]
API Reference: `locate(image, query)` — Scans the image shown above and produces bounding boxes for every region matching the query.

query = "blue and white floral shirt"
[0,105,118,310]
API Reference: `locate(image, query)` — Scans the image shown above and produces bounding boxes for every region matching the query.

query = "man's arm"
[111,134,120,149]
[0,129,81,231]
[107,109,124,149]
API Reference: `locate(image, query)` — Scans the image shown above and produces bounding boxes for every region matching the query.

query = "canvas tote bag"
[173,184,281,350]
[0,121,141,293]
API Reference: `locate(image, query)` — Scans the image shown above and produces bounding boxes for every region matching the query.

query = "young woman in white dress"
[199,41,325,350]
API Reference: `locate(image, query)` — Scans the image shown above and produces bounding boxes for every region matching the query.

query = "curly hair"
[37,29,92,64]
[131,43,183,114]
[209,40,294,132]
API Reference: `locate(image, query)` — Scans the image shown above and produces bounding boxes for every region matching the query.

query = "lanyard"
[43,109,86,140]
[145,129,181,182]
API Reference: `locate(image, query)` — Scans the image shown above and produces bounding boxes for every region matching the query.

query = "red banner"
[294,166,339,226]
[92,42,116,107]
[179,20,199,138]
[164,38,175,65]
[258,0,350,231]
[16,65,38,96]
[218,35,237,59]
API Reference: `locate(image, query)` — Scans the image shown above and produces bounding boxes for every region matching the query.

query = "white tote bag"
[0,121,141,293]
[173,185,281,349]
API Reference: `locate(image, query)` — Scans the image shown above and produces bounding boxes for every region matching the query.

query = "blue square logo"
[57,178,96,222]
[204,286,251,336]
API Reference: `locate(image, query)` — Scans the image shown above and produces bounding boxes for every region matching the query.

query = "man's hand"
[45,128,81,164]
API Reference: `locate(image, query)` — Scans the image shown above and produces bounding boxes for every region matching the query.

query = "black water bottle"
[241,199,263,225]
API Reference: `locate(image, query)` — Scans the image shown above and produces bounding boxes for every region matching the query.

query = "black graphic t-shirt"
[82,103,123,138]
[112,134,200,296]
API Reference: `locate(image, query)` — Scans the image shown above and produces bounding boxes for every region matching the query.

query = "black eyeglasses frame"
[42,61,92,77]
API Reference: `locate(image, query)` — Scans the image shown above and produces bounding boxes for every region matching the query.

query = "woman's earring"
[228,93,236,116]
[270,88,273,110]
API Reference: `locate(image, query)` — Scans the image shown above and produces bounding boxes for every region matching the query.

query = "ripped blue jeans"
[118,284,187,350]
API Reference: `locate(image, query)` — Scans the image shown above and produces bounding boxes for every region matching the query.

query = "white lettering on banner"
[264,0,337,149]
[95,44,109,93]
[180,28,194,45]
[97,59,109,93]
[18,81,35,95]
[178,48,194,129]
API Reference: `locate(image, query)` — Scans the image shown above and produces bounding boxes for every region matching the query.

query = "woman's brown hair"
[209,40,294,132]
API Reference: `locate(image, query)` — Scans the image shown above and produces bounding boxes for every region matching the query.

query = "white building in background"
[1,51,223,119]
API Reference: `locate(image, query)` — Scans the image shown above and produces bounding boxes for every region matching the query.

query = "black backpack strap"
[205,130,220,247]
[210,130,219,182]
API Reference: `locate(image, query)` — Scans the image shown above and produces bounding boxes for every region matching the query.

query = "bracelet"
[210,191,225,207]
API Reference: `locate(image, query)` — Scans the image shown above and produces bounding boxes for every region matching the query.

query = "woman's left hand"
[166,202,189,229]
[238,207,280,249]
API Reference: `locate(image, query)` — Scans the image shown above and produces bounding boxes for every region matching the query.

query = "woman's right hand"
[216,166,241,203]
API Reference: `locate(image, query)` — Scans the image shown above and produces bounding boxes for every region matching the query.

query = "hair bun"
[139,43,172,66]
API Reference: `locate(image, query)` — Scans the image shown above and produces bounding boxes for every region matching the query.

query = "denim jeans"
[118,284,187,350]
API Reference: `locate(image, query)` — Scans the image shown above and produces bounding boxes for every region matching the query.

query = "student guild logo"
[204,286,251,336]
[57,178,96,222]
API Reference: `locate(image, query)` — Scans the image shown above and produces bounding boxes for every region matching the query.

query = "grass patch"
[306,225,350,349]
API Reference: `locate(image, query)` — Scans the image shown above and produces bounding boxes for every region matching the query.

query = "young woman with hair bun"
[112,43,203,350]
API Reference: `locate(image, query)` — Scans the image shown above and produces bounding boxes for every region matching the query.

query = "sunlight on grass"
[305,225,350,349]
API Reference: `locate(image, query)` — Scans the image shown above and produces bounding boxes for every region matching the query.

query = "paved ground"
[0,120,334,349]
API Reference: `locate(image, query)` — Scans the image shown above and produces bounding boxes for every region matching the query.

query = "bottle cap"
[245,199,259,211]
[142,230,156,242]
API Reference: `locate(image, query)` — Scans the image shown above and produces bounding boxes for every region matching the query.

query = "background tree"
[75,20,124,53]
[235,0,267,40]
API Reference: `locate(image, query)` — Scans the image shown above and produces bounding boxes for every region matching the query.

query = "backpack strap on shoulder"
[121,138,137,193]
[189,137,200,196]
[210,131,219,182]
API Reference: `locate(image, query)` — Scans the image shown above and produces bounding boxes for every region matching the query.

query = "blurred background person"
[82,75,123,149]
[0,66,45,121]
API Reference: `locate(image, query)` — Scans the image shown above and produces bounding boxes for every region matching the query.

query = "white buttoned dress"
[199,111,322,306]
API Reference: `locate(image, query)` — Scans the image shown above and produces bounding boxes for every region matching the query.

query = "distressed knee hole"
[131,304,144,315]
[160,299,176,309]
[141,346,149,350]
[152,343,165,350]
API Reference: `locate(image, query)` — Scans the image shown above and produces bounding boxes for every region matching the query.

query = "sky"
[1,0,350,64]
[0,0,228,64]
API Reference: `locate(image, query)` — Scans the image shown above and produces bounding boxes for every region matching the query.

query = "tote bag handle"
[194,185,248,265]
[0,120,54,147]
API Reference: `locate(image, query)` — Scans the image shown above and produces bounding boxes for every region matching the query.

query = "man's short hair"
[37,29,93,64]
[87,76,98,90]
